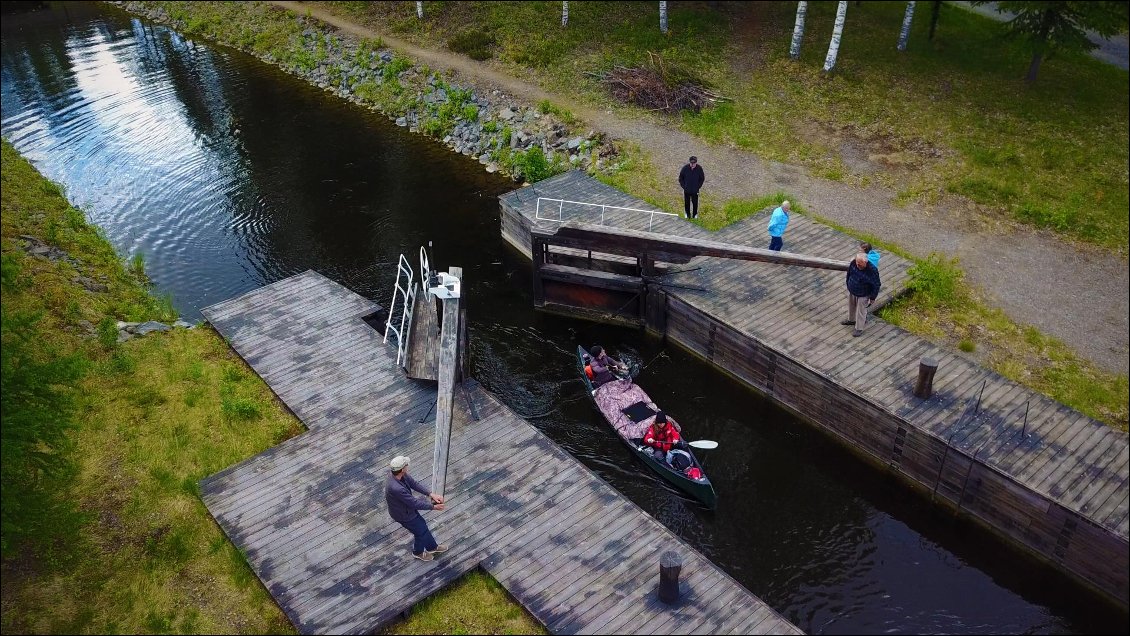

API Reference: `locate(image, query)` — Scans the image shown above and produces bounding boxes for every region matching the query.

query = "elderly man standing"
[767,201,791,251]
[678,156,705,219]
[842,252,882,337]
[385,455,448,561]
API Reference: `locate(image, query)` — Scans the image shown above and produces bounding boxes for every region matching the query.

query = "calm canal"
[2,3,1124,633]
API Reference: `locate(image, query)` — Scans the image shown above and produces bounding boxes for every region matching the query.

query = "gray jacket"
[385,472,433,524]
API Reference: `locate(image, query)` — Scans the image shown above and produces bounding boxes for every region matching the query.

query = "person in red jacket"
[642,411,681,462]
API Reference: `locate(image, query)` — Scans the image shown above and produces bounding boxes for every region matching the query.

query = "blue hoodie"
[767,206,790,237]
[867,250,881,268]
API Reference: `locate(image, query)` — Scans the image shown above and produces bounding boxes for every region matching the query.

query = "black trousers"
[683,191,699,218]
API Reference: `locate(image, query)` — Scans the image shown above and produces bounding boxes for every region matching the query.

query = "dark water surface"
[2,4,1124,634]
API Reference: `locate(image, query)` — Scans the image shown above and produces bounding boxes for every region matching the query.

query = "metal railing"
[383,253,416,368]
[535,197,678,232]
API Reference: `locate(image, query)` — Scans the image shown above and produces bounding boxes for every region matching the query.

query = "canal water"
[2,4,1123,633]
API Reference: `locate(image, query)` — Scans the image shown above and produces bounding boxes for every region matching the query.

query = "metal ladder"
[383,253,417,367]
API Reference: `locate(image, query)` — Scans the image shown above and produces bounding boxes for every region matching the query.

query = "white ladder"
[383,253,417,367]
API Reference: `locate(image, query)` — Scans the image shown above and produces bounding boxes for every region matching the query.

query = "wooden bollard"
[658,550,682,604]
[914,356,939,399]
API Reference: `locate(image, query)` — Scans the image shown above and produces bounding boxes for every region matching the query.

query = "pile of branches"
[588,52,728,114]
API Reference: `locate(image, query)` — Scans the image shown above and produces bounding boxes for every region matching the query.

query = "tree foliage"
[975,1,1130,81]
[0,298,86,557]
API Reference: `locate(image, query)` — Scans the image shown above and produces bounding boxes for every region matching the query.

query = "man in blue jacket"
[843,252,882,337]
[385,455,448,561]
[678,156,705,219]
[767,201,791,251]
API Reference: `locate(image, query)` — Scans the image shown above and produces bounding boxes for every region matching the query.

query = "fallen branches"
[589,52,728,114]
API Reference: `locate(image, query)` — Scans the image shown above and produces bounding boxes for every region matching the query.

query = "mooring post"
[658,550,682,604]
[431,266,463,499]
[914,356,938,399]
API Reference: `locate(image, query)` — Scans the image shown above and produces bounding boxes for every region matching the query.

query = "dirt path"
[277,1,1129,375]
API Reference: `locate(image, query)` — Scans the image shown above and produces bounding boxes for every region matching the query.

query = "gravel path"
[279,1,1129,375]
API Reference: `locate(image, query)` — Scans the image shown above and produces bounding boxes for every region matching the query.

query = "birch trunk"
[789,1,808,60]
[898,1,916,51]
[416,1,423,19]
[822,1,848,73]
[660,1,668,34]
[562,1,568,27]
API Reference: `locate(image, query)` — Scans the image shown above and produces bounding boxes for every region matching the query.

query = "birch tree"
[660,1,668,34]
[790,1,808,60]
[898,1,916,51]
[822,1,848,73]
[562,1,568,27]
[416,1,423,19]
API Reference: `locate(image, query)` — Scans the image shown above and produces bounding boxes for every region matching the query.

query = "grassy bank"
[326,0,1129,251]
[0,140,542,633]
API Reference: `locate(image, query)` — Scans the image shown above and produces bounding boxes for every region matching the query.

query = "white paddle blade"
[688,440,718,450]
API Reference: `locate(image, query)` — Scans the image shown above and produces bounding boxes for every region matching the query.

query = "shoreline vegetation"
[121,0,1125,429]
[0,139,542,633]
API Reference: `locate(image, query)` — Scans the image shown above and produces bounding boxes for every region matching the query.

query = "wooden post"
[644,285,667,337]
[431,266,463,499]
[658,550,682,604]
[532,238,546,307]
[914,356,938,399]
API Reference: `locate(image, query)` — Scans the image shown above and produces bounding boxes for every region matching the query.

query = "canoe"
[576,345,717,509]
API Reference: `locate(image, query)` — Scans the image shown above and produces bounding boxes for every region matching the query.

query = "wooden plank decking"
[500,171,1129,604]
[199,270,800,635]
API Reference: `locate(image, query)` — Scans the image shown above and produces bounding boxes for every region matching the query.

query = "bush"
[507,147,565,183]
[906,254,964,309]
[447,29,495,61]
[381,54,413,82]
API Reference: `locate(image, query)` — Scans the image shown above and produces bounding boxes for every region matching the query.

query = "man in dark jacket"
[385,455,447,561]
[678,156,705,219]
[843,252,882,337]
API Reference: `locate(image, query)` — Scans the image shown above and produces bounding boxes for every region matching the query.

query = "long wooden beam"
[533,222,850,271]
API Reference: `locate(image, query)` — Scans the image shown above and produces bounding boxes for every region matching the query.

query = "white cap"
[390,455,410,471]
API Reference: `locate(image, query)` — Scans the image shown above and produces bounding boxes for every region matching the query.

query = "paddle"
[687,440,718,450]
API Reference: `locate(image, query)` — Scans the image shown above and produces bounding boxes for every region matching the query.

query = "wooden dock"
[499,171,1129,607]
[199,270,801,634]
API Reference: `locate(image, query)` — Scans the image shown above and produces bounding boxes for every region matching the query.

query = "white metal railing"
[383,253,417,367]
[535,197,678,232]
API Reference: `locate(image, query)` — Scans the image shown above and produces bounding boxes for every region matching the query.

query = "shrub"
[462,103,480,121]
[959,339,976,352]
[906,254,964,309]
[381,55,413,82]
[447,29,495,61]
[507,147,565,183]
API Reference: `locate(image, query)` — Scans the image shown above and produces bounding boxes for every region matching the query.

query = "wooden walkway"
[199,271,801,635]
[500,171,1129,605]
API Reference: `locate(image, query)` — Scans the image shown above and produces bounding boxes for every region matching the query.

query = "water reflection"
[2,3,1124,634]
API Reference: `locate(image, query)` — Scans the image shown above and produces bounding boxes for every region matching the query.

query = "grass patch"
[381,569,546,635]
[325,0,1129,250]
[447,28,496,61]
[1,139,299,633]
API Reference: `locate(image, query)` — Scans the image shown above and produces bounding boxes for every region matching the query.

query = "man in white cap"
[385,455,447,561]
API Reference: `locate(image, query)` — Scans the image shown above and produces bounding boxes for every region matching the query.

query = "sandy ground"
[276,1,1130,375]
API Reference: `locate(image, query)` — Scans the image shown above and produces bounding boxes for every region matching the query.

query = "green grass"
[381,570,546,635]
[325,0,1129,250]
